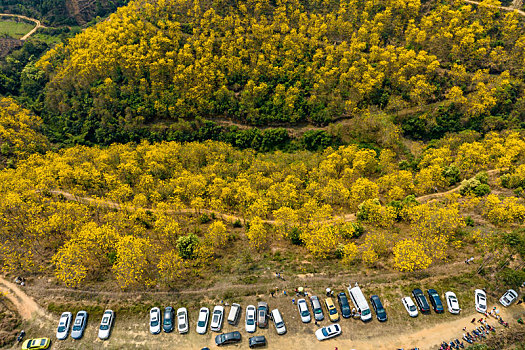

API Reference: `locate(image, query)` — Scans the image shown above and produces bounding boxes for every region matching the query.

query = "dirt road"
[0,13,43,40]
[47,169,499,226]
[465,0,525,16]
[0,276,49,321]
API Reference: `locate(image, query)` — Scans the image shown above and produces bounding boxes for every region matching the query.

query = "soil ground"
[4,271,525,350]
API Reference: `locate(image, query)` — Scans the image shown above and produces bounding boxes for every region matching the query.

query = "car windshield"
[314,308,322,314]
[409,305,416,311]
[377,308,385,314]
[276,321,284,327]
[329,308,337,315]
[197,320,205,327]
[100,325,108,330]
[164,318,171,325]
[301,310,309,317]
[247,318,254,325]
[58,326,66,332]
[362,309,371,316]
[322,328,329,337]
[73,325,82,331]
[40,339,47,345]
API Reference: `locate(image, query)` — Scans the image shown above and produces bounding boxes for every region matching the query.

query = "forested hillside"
[1,98,525,288]
[35,0,525,145]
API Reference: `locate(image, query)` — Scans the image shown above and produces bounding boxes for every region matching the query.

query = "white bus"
[347,285,372,322]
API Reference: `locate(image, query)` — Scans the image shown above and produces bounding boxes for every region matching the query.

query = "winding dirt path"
[0,13,44,40]
[465,0,525,16]
[47,169,499,225]
[0,276,50,321]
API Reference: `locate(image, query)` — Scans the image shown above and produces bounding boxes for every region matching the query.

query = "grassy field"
[0,19,34,39]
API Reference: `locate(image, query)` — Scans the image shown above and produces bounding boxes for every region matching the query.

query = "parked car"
[427,289,444,313]
[475,289,487,313]
[310,296,324,321]
[196,307,210,334]
[445,291,461,314]
[21,338,51,350]
[337,292,351,318]
[227,303,241,326]
[257,301,269,328]
[348,285,372,322]
[177,307,189,334]
[297,298,311,323]
[162,307,174,333]
[215,331,241,346]
[98,310,114,340]
[246,305,256,333]
[412,289,430,313]
[500,289,518,307]
[71,311,88,339]
[402,297,418,317]
[370,295,387,322]
[210,306,225,332]
[249,335,267,348]
[56,312,72,340]
[271,309,286,335]
[324,297,340,322]
[149,307,161,334]
[315,324,342,341]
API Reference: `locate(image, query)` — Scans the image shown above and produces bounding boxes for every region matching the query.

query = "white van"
[227,303,241,325]
[348,285,372,322]
[271,309,286,335]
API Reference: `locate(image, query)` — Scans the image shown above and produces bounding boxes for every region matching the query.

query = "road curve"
[464,0,525,16]
[0,13,44,40]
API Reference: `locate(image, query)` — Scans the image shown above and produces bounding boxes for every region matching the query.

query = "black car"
[163,307,174,333]
[412,289,430,314]
[215,331,242,346]
[370,295,387,322]
[427,289,444,313]
[249,335,267,348]
[337,292,351,318]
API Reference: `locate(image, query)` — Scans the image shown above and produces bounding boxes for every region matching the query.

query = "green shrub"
[177,234,199,259]
[233,219,242,228]
[288,227,304,246]
[473,183,491,196]
[199,213,211,224]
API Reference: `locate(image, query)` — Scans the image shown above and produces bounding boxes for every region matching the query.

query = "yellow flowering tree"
[393,239,432,271]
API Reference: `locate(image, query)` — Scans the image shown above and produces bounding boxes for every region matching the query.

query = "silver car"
[499,289,518,307]
[310,296,324,321]
[71,311,88,339]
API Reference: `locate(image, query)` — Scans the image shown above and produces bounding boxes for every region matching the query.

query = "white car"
[56,311,72,340]
[177,307,188,334]
[402,297,418,317]
[196,307,209,334]
[475,289,487,313]
[297,298,311,323]
[245,305,256,333]
[210,305,224,332]
[315,323,342,341]
[499,289,518,307]
[445,291,460,314]
[149,307,161,334]
[98,310,114,340]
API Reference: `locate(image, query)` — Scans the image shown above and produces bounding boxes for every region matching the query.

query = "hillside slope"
[36,0,525,145]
